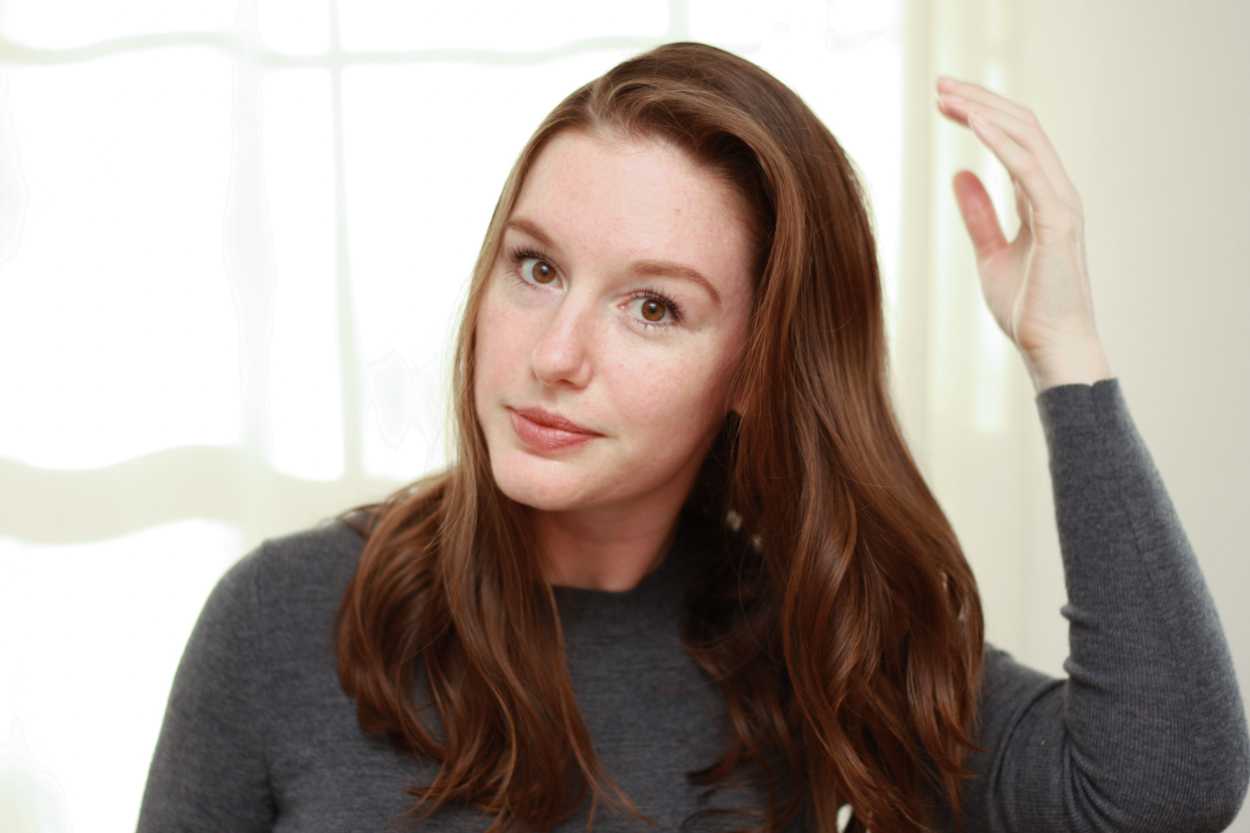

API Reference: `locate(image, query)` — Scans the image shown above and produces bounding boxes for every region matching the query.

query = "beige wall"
[1018,0,1250,728]
[917,0,1250,827]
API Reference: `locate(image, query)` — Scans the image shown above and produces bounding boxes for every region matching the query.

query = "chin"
[496,480,589,513]
[490,454,592,512]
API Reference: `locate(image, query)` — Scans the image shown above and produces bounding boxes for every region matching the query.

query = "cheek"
[473,307,508,418]
[475,291,528,382]
[610,347,733,433]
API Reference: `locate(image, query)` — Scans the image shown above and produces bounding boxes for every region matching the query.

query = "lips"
[508,406,600,435]
[507,402,605,450]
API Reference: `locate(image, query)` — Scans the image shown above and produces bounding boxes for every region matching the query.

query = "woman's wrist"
[1023,339,1114,394]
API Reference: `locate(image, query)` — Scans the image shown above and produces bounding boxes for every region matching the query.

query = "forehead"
[510,129,754,295]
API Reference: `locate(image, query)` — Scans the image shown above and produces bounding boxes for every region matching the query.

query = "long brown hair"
[333,40,985,833]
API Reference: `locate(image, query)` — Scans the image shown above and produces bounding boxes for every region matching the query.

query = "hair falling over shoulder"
[333,41,987,833]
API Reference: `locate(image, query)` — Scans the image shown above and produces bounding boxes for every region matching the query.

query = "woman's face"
[474,128,754,515]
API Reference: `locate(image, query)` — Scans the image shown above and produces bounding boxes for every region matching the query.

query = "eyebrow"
[504,216,722,307]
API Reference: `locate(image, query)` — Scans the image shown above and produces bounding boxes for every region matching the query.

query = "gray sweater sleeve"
[960,378,1250,833]
[135,543,276,833]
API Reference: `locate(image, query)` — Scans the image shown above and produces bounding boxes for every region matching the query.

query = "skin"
[473,128,755,592]
[935,75,1114,392]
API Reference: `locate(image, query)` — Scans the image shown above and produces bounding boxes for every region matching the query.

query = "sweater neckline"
[548,507,699,616]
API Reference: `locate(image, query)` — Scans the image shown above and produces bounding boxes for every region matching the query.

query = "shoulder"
[185,516,369,681]
[240,516,369,617]
[977,641,1064,725]
[201,516,367,633]
[257,516,367,581]
[979,641,1060,706]
[972,641,1064,762]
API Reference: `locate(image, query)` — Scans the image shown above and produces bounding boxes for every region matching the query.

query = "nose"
[529,293,593,389]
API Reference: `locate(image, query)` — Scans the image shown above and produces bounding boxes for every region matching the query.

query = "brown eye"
[627,290,683,330]
[523,257,556,284]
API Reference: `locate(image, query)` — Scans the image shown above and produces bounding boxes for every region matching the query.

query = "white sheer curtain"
[0,1,1051,830]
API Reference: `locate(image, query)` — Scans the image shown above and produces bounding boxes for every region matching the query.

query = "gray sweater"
[136,379,1250,832]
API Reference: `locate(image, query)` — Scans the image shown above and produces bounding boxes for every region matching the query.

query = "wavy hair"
[334,40,986,833]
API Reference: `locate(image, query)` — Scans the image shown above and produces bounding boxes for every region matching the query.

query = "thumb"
[951,170,1006,262]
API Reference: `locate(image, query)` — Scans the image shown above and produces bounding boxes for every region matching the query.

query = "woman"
[136,42,1249,833]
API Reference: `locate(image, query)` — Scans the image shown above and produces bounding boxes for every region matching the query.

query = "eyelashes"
[504,244,685,330]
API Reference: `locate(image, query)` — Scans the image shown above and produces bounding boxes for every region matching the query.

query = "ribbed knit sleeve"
[959,378,1250,833]
[135,543,277,833]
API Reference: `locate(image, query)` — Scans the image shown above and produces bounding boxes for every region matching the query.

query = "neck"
[532,500,684,593]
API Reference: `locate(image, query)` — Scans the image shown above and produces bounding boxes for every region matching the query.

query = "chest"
[265,628,800,832]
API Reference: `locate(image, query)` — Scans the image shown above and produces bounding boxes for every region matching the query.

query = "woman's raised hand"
[936,75,1113,392]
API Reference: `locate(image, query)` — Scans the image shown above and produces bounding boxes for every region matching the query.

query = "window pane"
[0,53,240,468]
[258,0,330,55]
[262,69,343,481]
[0,0,232,48]
[0,521,245,833]
[337,0,670,52]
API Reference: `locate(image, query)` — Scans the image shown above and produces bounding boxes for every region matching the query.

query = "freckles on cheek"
[478,298,529,371]
[625,356,700,410]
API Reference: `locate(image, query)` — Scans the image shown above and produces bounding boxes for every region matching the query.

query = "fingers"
[938,76,1032,123]
[964,112,1077,241]
[938,90,1081,212]
[1013,178,1033,237]
[952,170,1010,260]
[936,77,1085,238]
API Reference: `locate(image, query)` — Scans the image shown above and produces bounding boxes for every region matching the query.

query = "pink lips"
[508,407,600,453]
